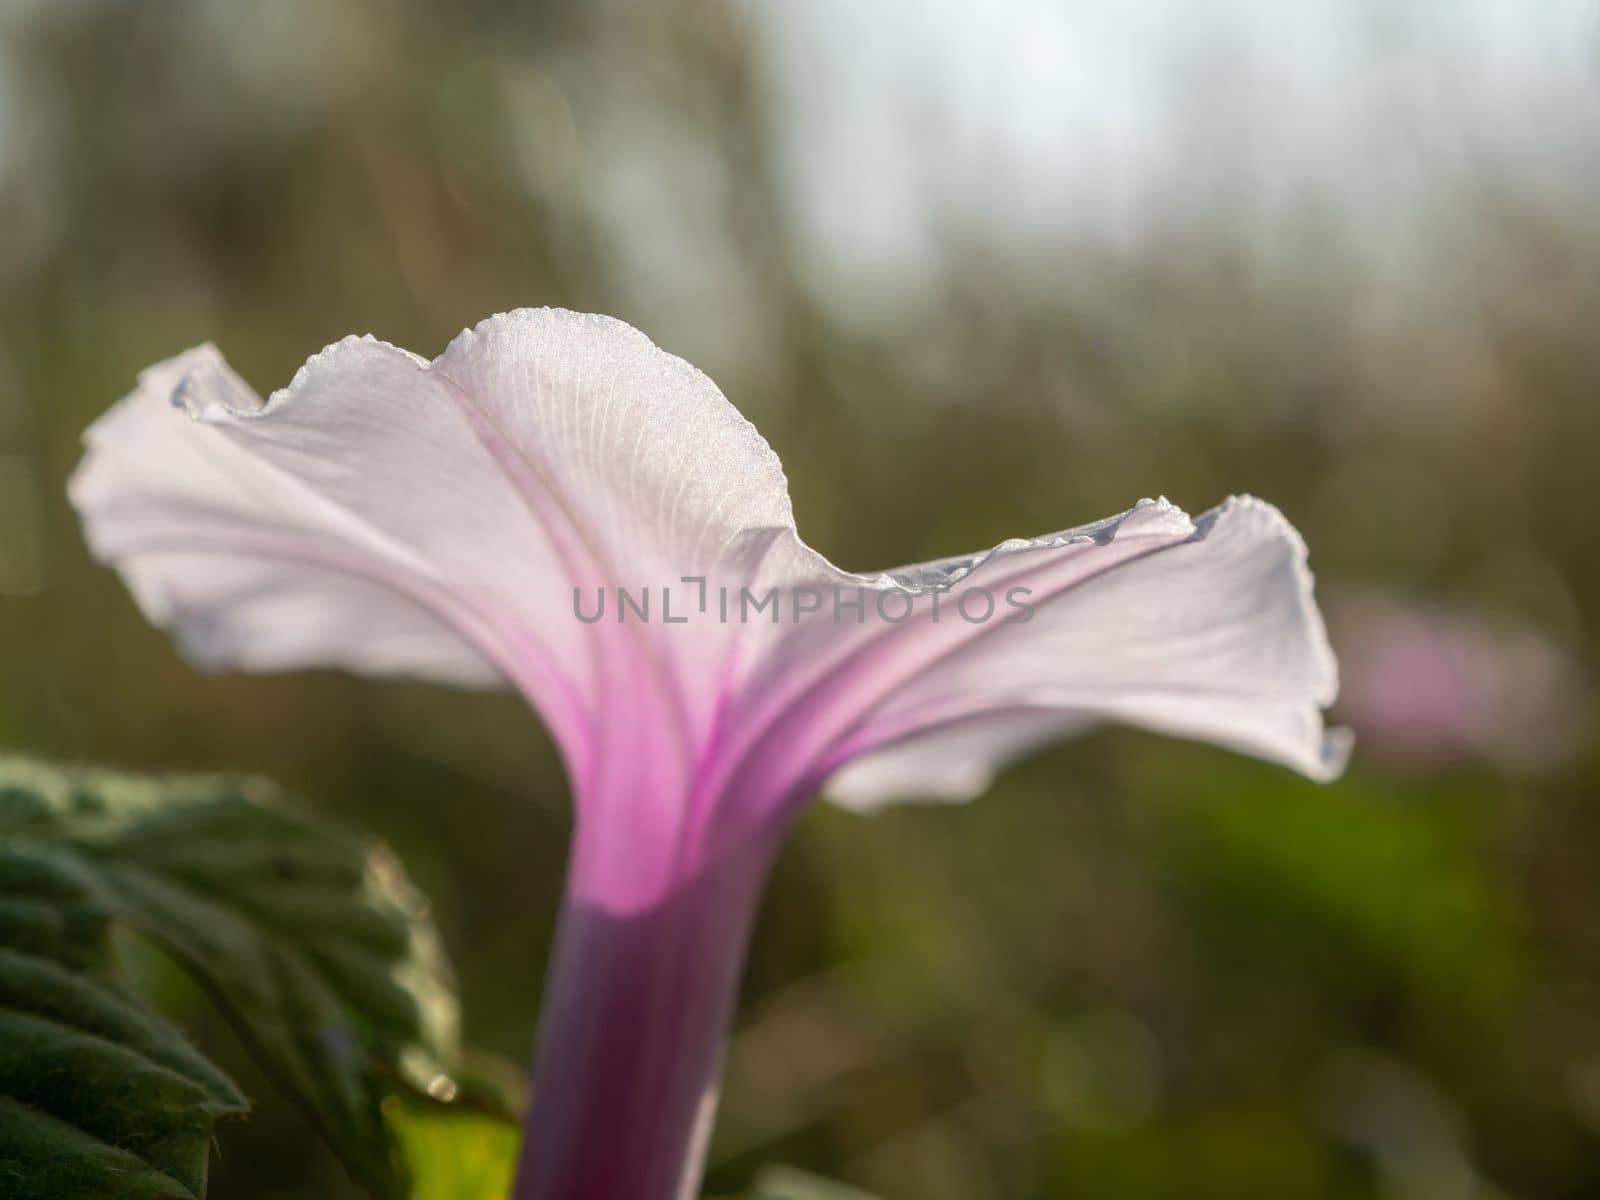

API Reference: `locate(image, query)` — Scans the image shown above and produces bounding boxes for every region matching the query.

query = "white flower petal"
[825,708,1090,811]
[70,311,814,779]
[816,497,1346,808]
[431,310,796,587]
[71,344,508,688]
[74,312,1343,830]
[430,310,810,732]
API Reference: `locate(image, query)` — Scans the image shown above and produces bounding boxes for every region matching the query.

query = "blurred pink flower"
[71,309,1343,1198]
[1332,590,1589,773]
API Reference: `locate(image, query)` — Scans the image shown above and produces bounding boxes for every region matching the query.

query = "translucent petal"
[817,497,1347,809]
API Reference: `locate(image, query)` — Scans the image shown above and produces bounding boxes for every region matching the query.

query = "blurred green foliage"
[1,1,1597,1197]
[384,1100,519,1200]
[0,757,491,1198]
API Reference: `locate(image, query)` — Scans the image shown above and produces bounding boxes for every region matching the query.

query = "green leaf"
[0,846,248,1200]
[0,756,478,1198]
[383,1096,520,1200]
[745,1166,881,1200]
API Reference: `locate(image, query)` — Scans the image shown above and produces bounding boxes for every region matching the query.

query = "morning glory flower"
[70,308,1345,1199]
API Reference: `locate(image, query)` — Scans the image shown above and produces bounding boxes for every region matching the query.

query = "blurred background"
[2,1,1599,1196]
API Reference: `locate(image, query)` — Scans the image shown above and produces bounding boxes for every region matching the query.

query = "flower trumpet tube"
[70,309,1347,1198]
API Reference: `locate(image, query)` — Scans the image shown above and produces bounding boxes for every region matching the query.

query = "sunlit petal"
[817,497,1346,809]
